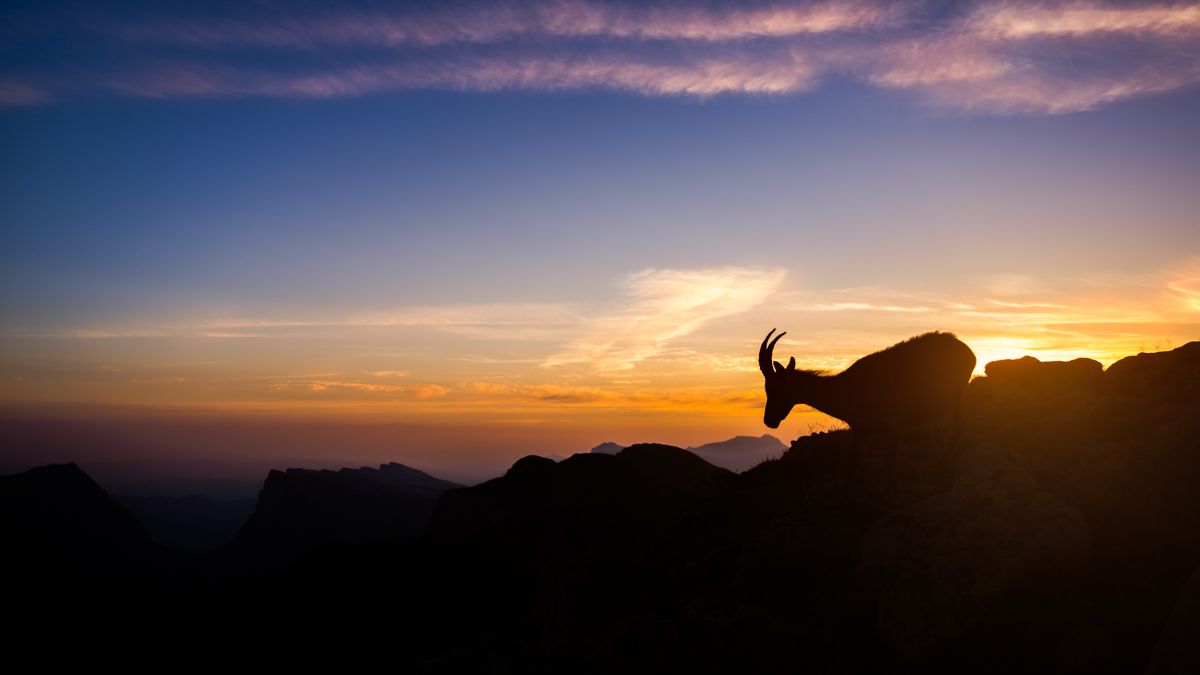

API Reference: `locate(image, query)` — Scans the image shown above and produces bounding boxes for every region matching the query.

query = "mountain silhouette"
[432,444,733,545]
[687,434,787,472]
[588,434,785,472]
[227,461,460,566]
[4,340,1199,672]
[0,463,164,576]
[588,441,626,455]
[0,461,189,634]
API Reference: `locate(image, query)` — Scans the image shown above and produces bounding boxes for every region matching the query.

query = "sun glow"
[3,262,1195,432]
[966,337,1122,376]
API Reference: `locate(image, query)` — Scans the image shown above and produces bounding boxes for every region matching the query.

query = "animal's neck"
[790,373,853,422]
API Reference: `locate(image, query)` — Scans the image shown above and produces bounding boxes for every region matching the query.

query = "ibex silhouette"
[759,330,976,496]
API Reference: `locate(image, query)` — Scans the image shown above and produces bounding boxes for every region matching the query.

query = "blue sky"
[4,83,1198,328]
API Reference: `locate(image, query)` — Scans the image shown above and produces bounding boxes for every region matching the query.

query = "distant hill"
[228,461,461,566]
[587,441,625,455]
[687,434,787,472]
[588,435,785,472]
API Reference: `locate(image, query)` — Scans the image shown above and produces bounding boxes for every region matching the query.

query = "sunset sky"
[2,0,1199,485]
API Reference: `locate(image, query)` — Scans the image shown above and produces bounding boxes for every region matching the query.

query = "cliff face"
[229,462,461,566]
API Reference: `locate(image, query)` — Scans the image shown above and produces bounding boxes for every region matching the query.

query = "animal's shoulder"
[873,331,963,354]
[895,331,962,347]
[843,332,968,372]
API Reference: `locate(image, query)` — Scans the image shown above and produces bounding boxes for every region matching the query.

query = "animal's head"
[759,328,798,429]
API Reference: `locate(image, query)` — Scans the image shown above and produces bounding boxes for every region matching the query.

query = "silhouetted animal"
[758,330,976,495]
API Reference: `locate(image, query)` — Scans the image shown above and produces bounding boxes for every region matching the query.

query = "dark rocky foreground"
[4,342,1199,672]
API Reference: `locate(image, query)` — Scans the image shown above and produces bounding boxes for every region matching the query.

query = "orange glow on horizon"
[2,262,1197,449]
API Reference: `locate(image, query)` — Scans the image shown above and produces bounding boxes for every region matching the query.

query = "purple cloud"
[7,1,1200,113]
[111,1,904,48]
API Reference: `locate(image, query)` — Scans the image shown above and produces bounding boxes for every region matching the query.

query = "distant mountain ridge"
[588,441,626,456]
[589,434,786,472]
[687,434,787,471]
[228,461,461,566]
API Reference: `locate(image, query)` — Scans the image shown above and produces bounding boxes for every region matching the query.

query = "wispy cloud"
[1166,258,1200,312]
[4,302,578,341]
[111,1,903,48]
[965,2,1200,39]
[267,378,449,399]
[108,51,819,99]
[543,266,787,371]
[842,1,1200,113]
[461,381,623,403]
[345,302,579,340]
[858,33,1200,114]
[368,370,410,378]
[7,0,1200,112]
[459,380,763,409]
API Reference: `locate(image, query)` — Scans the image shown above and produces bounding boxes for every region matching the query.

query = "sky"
[2,0,1199,486]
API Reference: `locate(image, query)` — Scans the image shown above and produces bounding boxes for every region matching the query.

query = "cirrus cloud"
[109,50,819,99]
[543,266,788,371]
[965,1,1200,39]
[5,1,1200,112]
[110,0,904,48]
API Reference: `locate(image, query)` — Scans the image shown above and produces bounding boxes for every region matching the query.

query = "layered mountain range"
[4,341,1199,672]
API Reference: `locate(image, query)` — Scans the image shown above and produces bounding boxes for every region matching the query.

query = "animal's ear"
[787,357,796,371]
[773,361,784,374]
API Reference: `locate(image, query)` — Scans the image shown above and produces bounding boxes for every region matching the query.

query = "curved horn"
[759,329,787,376]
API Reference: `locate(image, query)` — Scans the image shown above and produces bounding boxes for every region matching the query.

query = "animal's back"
[839,332,976,427]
